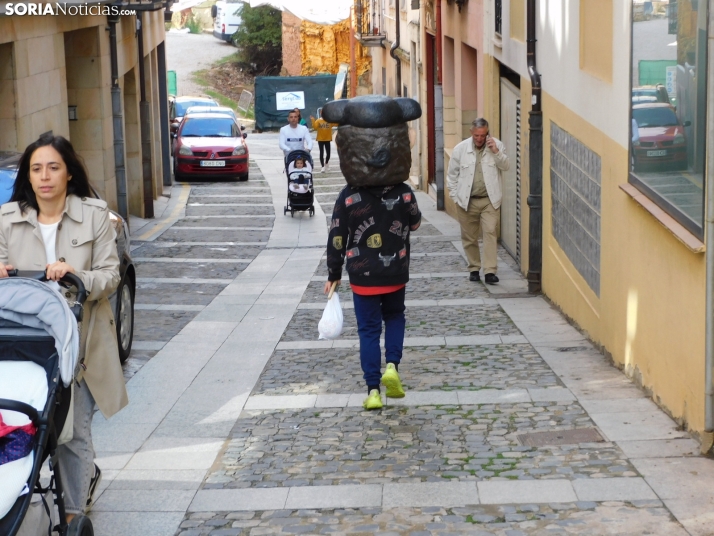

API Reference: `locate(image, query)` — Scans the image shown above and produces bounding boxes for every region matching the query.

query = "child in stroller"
[287,156,312,194]
[284,150,315,217]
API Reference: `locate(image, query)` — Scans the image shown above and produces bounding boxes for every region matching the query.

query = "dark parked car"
[0,152,135,362]
[173,112,249,181]
[632,103,690,171]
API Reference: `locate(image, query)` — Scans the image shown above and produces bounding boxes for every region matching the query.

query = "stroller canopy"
[0,278,79,387]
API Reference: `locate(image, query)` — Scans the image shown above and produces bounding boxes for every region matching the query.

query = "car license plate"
[646,150,667,157]
[200,160,226,167]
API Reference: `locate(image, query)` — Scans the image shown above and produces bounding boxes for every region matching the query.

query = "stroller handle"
[7,270,87,321]
[0,398,41,426]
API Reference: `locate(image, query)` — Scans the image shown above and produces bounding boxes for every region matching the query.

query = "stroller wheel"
[309,207,314,217]
[291,209,295,217]
[284,206,288,215]
[68,514,94,536]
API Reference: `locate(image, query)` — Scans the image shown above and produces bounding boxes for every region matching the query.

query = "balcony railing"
[354,0,386,47]
[495,0,502,34]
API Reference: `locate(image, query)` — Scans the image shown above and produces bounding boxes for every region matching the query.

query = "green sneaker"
[362,389,383,410]
[381,363,405,398]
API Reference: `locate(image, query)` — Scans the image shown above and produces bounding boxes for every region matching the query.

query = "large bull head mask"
[322,95,422,188]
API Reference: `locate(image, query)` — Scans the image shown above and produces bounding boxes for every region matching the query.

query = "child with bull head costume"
[323,95,422,410]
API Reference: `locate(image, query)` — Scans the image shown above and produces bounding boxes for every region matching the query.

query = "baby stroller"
[0,272,92,536]
[283,149,315,217]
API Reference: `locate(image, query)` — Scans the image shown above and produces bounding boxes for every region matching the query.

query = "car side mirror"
[243,133,248,139]
[171,122,179,130]
[240,125,246,131]
[683,120,691,127]
[171,133,177,138]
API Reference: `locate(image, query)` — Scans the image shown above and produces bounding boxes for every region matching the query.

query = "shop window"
[629,0,707,238]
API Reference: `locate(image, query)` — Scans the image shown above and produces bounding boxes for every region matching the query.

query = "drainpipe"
[526,0,542,294]
[435,0,444,209]
[137,13,155,219]
[705,137,714,452]
[703,2,714,454]
[108,15,128,219]
[157,41,172,188]
[390,8,401,96]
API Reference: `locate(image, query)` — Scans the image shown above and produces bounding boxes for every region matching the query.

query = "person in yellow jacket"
[311,110,337,173]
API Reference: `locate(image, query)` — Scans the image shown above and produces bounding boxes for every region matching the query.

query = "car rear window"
[632,107,679,128]
[180,117,239,137]
[175,101,217,116]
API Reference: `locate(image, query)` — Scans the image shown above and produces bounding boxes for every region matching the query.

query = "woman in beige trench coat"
[0,135,128,522]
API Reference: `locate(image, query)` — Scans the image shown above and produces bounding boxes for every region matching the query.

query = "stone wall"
[281,12,302,76]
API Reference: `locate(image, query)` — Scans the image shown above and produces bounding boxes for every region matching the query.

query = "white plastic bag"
[318,293,343,340]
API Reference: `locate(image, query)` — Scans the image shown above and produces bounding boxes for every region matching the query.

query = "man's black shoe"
[485,273,499,284]
[469,271,480,282]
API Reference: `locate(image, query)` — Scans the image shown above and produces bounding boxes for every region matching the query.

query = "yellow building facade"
[432,0,712,433]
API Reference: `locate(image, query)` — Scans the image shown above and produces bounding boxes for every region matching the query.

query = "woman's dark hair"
[11,134,92,213]
[294,157,305,164]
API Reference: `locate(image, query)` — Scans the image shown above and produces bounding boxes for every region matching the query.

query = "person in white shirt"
[279,110,313,158]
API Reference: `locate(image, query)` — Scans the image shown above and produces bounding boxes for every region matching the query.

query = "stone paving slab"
[478,479,576,504]
[571,477,657,502]
[245,389,577,409]
[139,234,270,249]
[173,216,275,228]
[284,484,383,509]
[136,278,235,285]
[132,244,265,259]
[191,480,671,514]
[185,205,276,216]
[134,257,253,263]
[133,262,247,280]
[135,282,226,305]
[134,309,199,344]
[176,502,687,536]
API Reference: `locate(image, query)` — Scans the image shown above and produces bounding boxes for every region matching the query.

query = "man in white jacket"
[446,118,510,284]
[279,110,313,158]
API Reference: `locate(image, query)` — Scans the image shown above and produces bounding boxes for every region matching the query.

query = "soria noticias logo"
[3,3,136,15]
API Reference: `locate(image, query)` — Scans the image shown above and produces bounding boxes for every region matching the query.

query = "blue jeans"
[352,287,406,387]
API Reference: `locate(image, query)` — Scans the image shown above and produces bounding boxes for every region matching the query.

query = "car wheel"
[116,276,134,363]
[174,158,184,182]
[239,172,249,181]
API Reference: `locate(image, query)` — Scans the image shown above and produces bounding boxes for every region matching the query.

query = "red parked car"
[632,103,690,171]
[173,113,249,181]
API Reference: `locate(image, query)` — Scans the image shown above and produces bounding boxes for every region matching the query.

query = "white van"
[211,1,242,43]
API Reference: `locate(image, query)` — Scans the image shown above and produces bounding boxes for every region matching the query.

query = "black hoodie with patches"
[327,183,421,287]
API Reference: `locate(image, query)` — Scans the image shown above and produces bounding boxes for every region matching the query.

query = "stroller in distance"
[283,149,315,217]
[0,272,93,536]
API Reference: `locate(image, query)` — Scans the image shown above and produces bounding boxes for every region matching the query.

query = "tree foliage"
[232,4,282,75]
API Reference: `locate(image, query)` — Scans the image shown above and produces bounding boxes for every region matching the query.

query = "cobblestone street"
[86,136,713,536]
